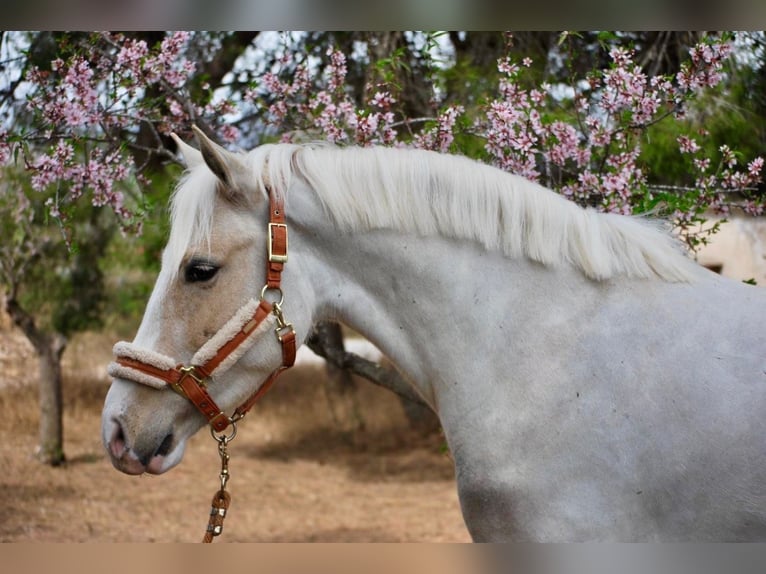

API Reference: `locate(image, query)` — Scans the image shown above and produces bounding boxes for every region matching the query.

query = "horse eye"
[184,261,219,283]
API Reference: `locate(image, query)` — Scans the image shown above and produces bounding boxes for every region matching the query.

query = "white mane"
[169,143,702,282]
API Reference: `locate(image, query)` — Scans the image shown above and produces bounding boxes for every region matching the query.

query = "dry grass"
[0,326,469,542]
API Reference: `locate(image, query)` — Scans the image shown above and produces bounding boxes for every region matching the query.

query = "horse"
[102,127,766,541]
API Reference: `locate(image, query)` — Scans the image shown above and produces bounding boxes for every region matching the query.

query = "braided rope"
[202,489,231,543]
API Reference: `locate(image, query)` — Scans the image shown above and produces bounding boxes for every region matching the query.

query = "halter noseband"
[107,188,297,433]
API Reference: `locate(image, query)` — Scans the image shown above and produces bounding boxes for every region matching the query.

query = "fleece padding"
[108,341,178,389]
[108,298,279,389]
[107,361,169,389]
[191,298,276,376]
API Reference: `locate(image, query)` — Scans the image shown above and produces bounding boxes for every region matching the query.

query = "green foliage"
[641,85,764,190]
[99,166,180,334]
[0,172,114,337]
[0,163,180,338]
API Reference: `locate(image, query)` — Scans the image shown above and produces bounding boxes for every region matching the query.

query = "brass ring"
[260,285,284,307]
[210,419,237,443]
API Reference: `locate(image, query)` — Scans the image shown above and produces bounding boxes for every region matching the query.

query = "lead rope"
[202,422,238,542]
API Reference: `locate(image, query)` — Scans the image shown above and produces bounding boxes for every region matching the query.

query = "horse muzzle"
[102,410,182,475]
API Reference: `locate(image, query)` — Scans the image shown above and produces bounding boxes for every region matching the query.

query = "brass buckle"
[268,223,288,263]
[276,323,295,343]
[172,365,207,396]
[271,301,294,342]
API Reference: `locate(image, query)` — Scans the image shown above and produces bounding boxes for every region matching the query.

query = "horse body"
[290,186,766,540]
[102,134,766,541]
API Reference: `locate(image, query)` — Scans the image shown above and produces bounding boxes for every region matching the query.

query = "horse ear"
[192,125,252,203]
[170,133,203,168]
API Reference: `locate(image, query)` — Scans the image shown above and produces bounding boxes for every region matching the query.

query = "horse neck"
[291,194,604,410]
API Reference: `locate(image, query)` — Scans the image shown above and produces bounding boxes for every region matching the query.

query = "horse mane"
[170,143,702,283]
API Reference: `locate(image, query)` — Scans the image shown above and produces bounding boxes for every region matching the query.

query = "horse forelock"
[166,142,702,283]
[164,165,219,278]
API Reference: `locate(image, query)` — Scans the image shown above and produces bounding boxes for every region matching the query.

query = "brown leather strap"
[114,356,230,432]
[115,300,292,433]
[196,300,273,378]
[280,329,297,367]
[266,189,288,289]
[231,329,296,419]
[233,367,285,418]
[115,356,183,386]
[224,188,295,419]
[175,373,230,432]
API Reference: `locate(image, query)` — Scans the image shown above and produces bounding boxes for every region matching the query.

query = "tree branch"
[305,322,432,410]
[4,293,47,353]
[647,184,760,194]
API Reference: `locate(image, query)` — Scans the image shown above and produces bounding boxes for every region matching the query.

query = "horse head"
[101,128,312,475]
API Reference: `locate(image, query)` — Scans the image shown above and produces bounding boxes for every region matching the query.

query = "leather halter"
[110,188,297,433]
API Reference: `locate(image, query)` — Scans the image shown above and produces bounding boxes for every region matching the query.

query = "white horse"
[102,128,766,541]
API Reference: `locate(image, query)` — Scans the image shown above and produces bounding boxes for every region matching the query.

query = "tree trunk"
[4,294,67,465]
[36,334,66,465]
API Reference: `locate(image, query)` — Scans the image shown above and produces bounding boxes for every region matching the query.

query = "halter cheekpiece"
[107,187,297,433]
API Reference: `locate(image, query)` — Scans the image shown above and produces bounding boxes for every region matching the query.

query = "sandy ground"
[0,328,470,543]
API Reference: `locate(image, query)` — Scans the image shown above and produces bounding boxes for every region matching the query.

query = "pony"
[102,128,766,541]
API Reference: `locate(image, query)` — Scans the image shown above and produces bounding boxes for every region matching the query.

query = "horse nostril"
[155,433,174,458]
[108,418,127,459]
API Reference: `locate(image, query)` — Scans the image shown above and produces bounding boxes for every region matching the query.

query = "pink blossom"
[529,89,546,106]
[747,157,764,177]
[262,72,284,95]
[311,90,332,109]
[719,144,737,168]
[220,125,241,144]
[169,99,185,117]
[355,113,379,143]
[371,91,395,109]
[693,158,711,172]
[608,46,633,68]
[415,105,464,152]
[575,147,592,168]
[497,57,519,76]
[678,135,701,154]
[0,133,10,165]
[327,48,348,92]
[115,38,149,73]
[743,200,764,216]
[16,32,763,238]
